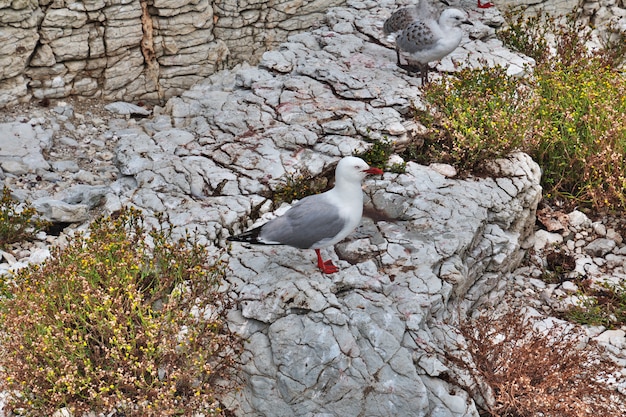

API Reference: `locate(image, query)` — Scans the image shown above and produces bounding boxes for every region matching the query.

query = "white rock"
[32,197,90,223]
[104,101,151,116]
[584,238,616,257]
[417,355,448,377]
[560,280,578,293]
[52,407,73,417]
[594,329,626,349]
[0,250,17,265]
[533,229,564,251]
[28,248,51,264]
[387,154,405,168]
[592,221,607,236]
[606,228,623,244]
[574,256,599,276]
[605,254,626,269]
[428,163,457,178]
[567,210,592,231]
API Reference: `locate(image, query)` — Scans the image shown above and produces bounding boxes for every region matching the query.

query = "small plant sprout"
[0,186,50,250]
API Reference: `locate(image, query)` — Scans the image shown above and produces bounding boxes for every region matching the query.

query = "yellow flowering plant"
[0,207,241,416]
[415,10,626,210]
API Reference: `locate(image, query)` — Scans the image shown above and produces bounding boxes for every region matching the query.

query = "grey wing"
[383,7,419,34]
[259,194,346,249]
[397,21,436,53]
[384,0,442,34]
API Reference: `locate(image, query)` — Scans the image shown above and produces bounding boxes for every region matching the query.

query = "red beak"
[364,167,384,175]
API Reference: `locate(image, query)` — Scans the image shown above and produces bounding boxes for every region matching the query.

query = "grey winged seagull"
[228,156,383,274]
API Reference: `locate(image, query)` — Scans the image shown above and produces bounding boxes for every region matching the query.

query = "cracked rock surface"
[0,1,554,416]
[223,150,541,416]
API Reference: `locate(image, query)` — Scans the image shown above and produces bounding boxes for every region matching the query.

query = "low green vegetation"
[0,186,49,250]
[415,11,626,210]
[413,10,626,333]
[0,8,624,416]
[357,138,406,173]
[272,140,404,206]
[272,167,328,205]
[0,208,241,416]
[564,279,626,328]
[413,65,530,173]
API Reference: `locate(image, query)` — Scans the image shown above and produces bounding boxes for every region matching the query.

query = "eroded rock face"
[0,0,345,107]
[108,3,541,413]
[2,0,624,107]
[222,152,541,416]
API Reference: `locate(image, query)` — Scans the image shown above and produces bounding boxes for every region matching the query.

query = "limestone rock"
[568,210,592,231]
[105,101,151,116]
[1,0,624,107]
[0,122,50,173]
[2,1,615,416]
[584,238,617,257]
[32,197,90,223]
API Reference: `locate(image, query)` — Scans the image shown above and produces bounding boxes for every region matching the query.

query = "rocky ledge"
[1,0,624,416]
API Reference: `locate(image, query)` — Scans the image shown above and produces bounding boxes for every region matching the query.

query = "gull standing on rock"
[384,3,472,84]
[227,156,383,274]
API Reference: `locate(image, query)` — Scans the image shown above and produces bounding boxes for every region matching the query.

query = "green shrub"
[272,167,328,205]
[0,207,241,416]
[0,186,50,249]
[416,11,626,209]
[497,12,552,63]
[564,279,626,328]
[416,65,532,173]
[530,58,626,207]
[357,138,405,173]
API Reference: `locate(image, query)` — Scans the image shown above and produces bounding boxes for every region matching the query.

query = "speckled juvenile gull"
[227,156,383,274]
[386,6,472,83]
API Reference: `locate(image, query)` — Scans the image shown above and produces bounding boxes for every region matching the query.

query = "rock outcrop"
[0,0,344,107]
[0,0,546,414]
[108,2,542,414]
[2,0,624,107]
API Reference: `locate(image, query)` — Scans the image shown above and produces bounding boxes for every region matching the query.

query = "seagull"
[385,5,472,84]
[227,156,383,274]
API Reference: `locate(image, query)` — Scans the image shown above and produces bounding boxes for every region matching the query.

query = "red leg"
[315,249,339,274]
[477,0,494,8]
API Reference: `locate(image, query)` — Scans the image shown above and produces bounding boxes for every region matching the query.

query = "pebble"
[533,229,563,251]
[561,281,578,293]
[568,210,592,230]
[585,238,616,257]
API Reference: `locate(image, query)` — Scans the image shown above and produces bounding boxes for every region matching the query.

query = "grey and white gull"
[384,1,472,83]
[227,156,383,274]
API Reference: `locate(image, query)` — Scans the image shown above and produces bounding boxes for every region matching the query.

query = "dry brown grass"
[449,309,625,417]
